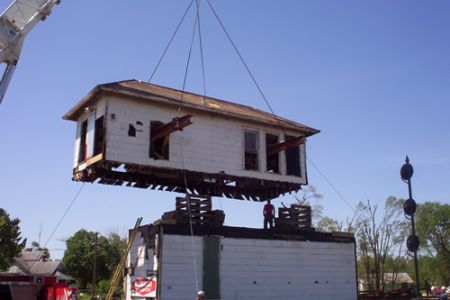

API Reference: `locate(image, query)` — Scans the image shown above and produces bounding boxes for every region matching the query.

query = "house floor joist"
[73,160,302,201]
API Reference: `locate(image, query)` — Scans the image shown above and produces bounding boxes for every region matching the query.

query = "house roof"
[384,273,414,284]
[63,80,320,137]
[359,273,414,284]
[6,251,61,276]
[28,261,61,276]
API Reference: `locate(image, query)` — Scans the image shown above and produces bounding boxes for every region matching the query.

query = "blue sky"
[0,0,449,259]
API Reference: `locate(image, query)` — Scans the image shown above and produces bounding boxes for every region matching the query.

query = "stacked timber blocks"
[161,195,225,227]
[275,204,312,230]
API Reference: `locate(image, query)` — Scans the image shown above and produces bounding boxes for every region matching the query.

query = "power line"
[306,157,356,213]
[43,183,85,249]
[28,183,85,270]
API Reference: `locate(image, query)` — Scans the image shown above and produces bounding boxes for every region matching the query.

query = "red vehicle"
[0,275,77,300]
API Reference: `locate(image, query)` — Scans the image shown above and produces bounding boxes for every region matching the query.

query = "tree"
[62,230,115,289]
[291,185,324,227]
[25,241,50,260]
[0,208,26,271]
[415,201,450,284]
[104,231,127,297]
[107,231,127,272]
[316,216,355,232]
[355,197,409,293]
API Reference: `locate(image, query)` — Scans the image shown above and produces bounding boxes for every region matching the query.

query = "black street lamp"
[400,156,420,296]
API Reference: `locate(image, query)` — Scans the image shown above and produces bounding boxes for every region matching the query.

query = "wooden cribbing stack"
[275,204,312,230]
[159,194,225,227]
[176,195,211,224]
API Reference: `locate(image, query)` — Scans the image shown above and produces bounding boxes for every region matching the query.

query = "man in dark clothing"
[263,200,275,229]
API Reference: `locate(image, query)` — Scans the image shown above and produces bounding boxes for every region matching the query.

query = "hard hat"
[197,290,206,296]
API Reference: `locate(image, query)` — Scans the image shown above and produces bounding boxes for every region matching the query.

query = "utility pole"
[91,232,98,299]
[400,156,420,297]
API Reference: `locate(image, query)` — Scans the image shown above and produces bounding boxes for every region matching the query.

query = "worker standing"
[263,200,275,229]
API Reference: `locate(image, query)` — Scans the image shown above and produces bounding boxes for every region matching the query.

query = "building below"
[125,219,357,300]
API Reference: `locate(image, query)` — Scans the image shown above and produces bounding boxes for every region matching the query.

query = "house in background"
[2,250,74,283]
[358,273,414,292]
[0,250,75,300]
[63,80,320,201]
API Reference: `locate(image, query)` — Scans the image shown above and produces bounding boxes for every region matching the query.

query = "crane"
[0,0,60,104]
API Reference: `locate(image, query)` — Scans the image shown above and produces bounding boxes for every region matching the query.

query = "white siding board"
[160,235,203,300]
[219,238,356,300]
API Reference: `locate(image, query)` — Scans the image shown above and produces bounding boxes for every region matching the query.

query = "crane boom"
[0,0,60,104]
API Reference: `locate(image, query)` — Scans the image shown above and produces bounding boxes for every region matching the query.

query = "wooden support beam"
[266,135,305,156]
[151,114,193,141]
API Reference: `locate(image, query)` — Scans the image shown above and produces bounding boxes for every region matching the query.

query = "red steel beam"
[266,136,305,156]
[151,114,193,141]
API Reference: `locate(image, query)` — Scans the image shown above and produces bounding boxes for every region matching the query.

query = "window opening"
[78,119,88,163]
[244,131,259,171]
[128,124,136,137]
[266,133,279,173]
[150,121,169,160]
[285,135,301,176]
[94,116,105,156]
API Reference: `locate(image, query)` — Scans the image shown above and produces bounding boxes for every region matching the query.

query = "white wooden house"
[63,80,319,200]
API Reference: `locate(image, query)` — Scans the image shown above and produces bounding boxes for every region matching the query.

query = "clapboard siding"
[160,235,203,300]
[219,238,356,300]
[100,96,306,184]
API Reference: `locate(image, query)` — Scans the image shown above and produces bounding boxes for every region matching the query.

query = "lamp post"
[400,156,420,297]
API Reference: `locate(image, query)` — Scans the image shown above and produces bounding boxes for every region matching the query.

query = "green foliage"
[26,241,50,260]
[415,202,450,284]
[62,229,127,296]
[107,232,127,272]
[315,195,448,290]
[96,279,111,294]
[0,208,26,271]
[316,216,341,232]
[63,230,113,289]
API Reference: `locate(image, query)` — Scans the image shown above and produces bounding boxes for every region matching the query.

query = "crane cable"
[205,0,356,213]
[205,0,275,116]
[175,0,202,292]
[148,0,195,83]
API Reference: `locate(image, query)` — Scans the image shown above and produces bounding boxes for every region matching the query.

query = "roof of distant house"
[3,251,61,276]
[359,273,414,284]
[63,80,320,136]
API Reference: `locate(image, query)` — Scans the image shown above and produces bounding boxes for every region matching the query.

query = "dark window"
[285,135,301,176]
[94,116,105,156]
[244,131,259,171]
[128,124,136,137]
[150,121,169,160]
[78,119,88,163]
[266,133,279,173]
